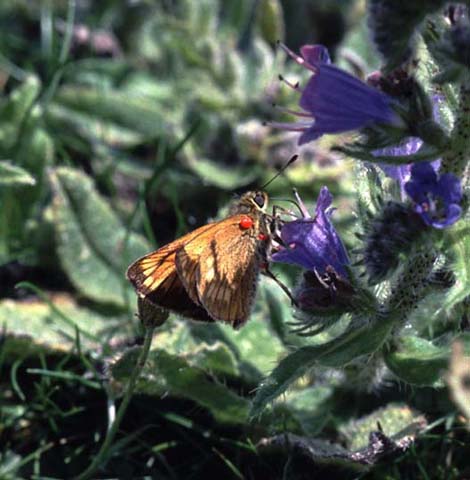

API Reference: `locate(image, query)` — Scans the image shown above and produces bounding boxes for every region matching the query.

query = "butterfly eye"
[254,193,265,208]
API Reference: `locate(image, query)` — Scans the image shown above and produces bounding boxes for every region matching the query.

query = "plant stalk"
[74,326,155,480]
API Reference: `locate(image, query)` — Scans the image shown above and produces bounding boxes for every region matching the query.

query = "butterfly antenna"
[261,154,298,190]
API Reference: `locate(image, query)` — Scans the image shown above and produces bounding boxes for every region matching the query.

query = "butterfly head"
[231,191,269,215]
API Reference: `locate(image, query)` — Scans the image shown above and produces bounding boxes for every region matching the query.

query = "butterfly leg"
[261,264,298,307]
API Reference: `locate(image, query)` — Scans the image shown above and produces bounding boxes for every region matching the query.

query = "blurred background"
[1,1,468,479]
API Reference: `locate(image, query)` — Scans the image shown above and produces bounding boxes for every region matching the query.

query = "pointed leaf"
[54,86,171,137]
[384,334,470,386]
[440,213,470,311]
[339,403,426,451]
[0,293,122,358]
[186,157,260,190]
[251,315,396,416]
[0,161,36,186]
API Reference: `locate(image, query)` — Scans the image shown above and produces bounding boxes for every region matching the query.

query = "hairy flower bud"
[430,10,470,82]
[368,0,446,71]
[362,201,426,284]
[138,297,169,328]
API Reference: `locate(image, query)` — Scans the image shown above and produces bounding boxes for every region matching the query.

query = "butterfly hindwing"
[144,270,213,322]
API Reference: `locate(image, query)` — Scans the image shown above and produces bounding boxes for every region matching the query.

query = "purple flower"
[374,137,441,199]
[272,187,349,277]
[375,137,423,184]
[374,95,444,194]
[404,163,462,229]
[269,44,400,145]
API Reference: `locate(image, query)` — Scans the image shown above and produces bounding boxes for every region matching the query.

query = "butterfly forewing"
[175,214,263,327]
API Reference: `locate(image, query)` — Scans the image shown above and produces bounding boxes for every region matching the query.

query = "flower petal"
[272,187,349,277]
[300,44,331,65]
[271,44,399,144]
[404,163,462,229]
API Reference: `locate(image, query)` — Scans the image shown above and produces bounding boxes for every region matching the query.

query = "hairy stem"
[385,249,437,320]
[440,74,470,179]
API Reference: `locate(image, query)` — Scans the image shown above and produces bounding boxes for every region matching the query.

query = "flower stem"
[385,249,437,319]
[74,326,155,480]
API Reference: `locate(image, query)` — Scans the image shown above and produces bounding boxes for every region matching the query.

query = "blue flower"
[375,137,423,183]
[270,44,400,145]
[404,163,462,229]
[374,95,444,196]
[374,137,441,199]
[372,131,462,229]
[272,187,349,277]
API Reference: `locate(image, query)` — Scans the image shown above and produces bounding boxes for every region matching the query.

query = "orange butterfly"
[127,191,272,329]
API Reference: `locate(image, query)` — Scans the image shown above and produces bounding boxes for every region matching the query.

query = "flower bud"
[429,11,470,82]
[295,266,355,315]
[362,201,426,284]
[368,0,446,71]
[138,297,169,328]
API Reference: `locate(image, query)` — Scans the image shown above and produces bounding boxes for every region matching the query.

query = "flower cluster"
[376,146,461,229]
[271,43,464,314]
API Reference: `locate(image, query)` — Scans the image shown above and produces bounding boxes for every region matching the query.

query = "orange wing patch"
[175,216,247,306]
[126,223,215,297]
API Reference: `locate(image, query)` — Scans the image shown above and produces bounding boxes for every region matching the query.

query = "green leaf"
[0,293,122,358]
[188,341,240,377]
[0,161,36,186]
[221,307,287,376]
[251,315,396,417]
[49,167,151,307]
[54,86,171,138]
[256,0,285,45]
[440,216,470,311]
[339,403,426,451]
[283,386,333,436]
[334,142,443,165]
[186,157,260,190]
[0,76,40,135]
[0,126,53,263]
[384,334,470,386]
[188,297,287,383]
[46,103,144,148]
[112,348,250,424]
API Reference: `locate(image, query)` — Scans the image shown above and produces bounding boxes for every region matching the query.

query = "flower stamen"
[278,74,302,92]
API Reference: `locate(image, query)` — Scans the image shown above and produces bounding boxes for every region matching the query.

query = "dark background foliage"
[0,1,469,479]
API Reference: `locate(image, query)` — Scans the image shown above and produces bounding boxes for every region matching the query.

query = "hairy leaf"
[0,293,122,357]
[49,167,150,307]
[0,161,36,186]
[384,334,470,386]
[251,315,396,416]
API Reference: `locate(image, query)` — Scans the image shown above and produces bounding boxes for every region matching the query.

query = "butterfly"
[126,191,273,329]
